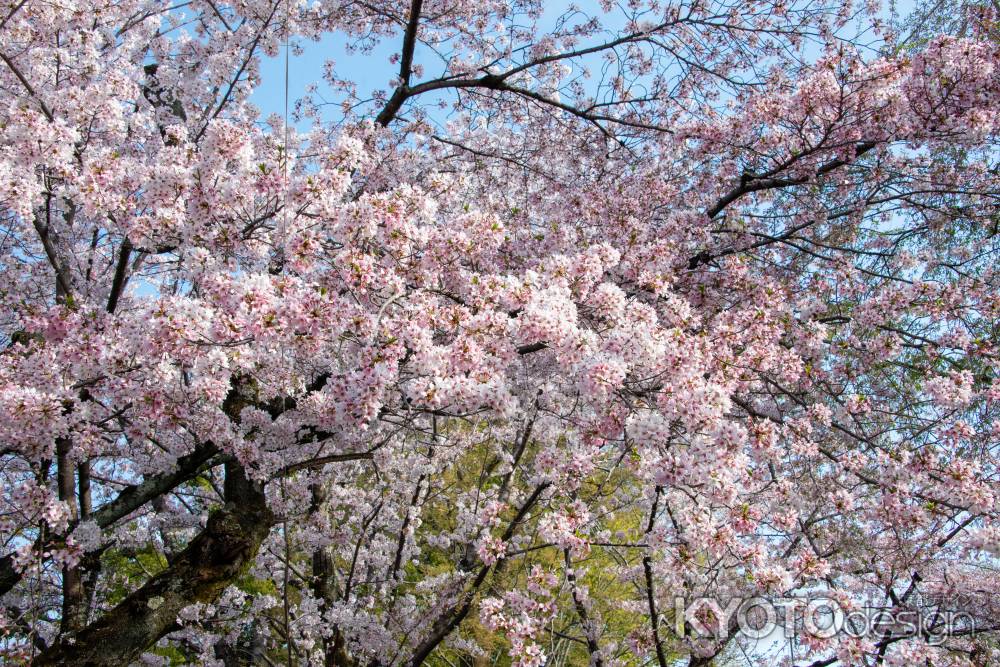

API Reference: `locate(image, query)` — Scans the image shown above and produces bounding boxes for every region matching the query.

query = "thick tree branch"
[398,0,423,88]
[106,237,132,313]
[374,18,680,129]
[0,51,54,121]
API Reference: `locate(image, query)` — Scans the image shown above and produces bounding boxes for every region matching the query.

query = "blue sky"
[251,1,916,133]
[253,30,396,127]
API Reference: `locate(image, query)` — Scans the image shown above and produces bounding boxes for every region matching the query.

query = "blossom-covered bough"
[1,0,999,664]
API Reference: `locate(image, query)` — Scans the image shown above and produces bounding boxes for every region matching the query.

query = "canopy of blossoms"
[0,0,999,665]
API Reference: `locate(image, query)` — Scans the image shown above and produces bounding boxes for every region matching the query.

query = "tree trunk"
[56,437,87,634]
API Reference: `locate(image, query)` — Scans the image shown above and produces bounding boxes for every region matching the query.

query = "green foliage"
[100,545,169,606]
